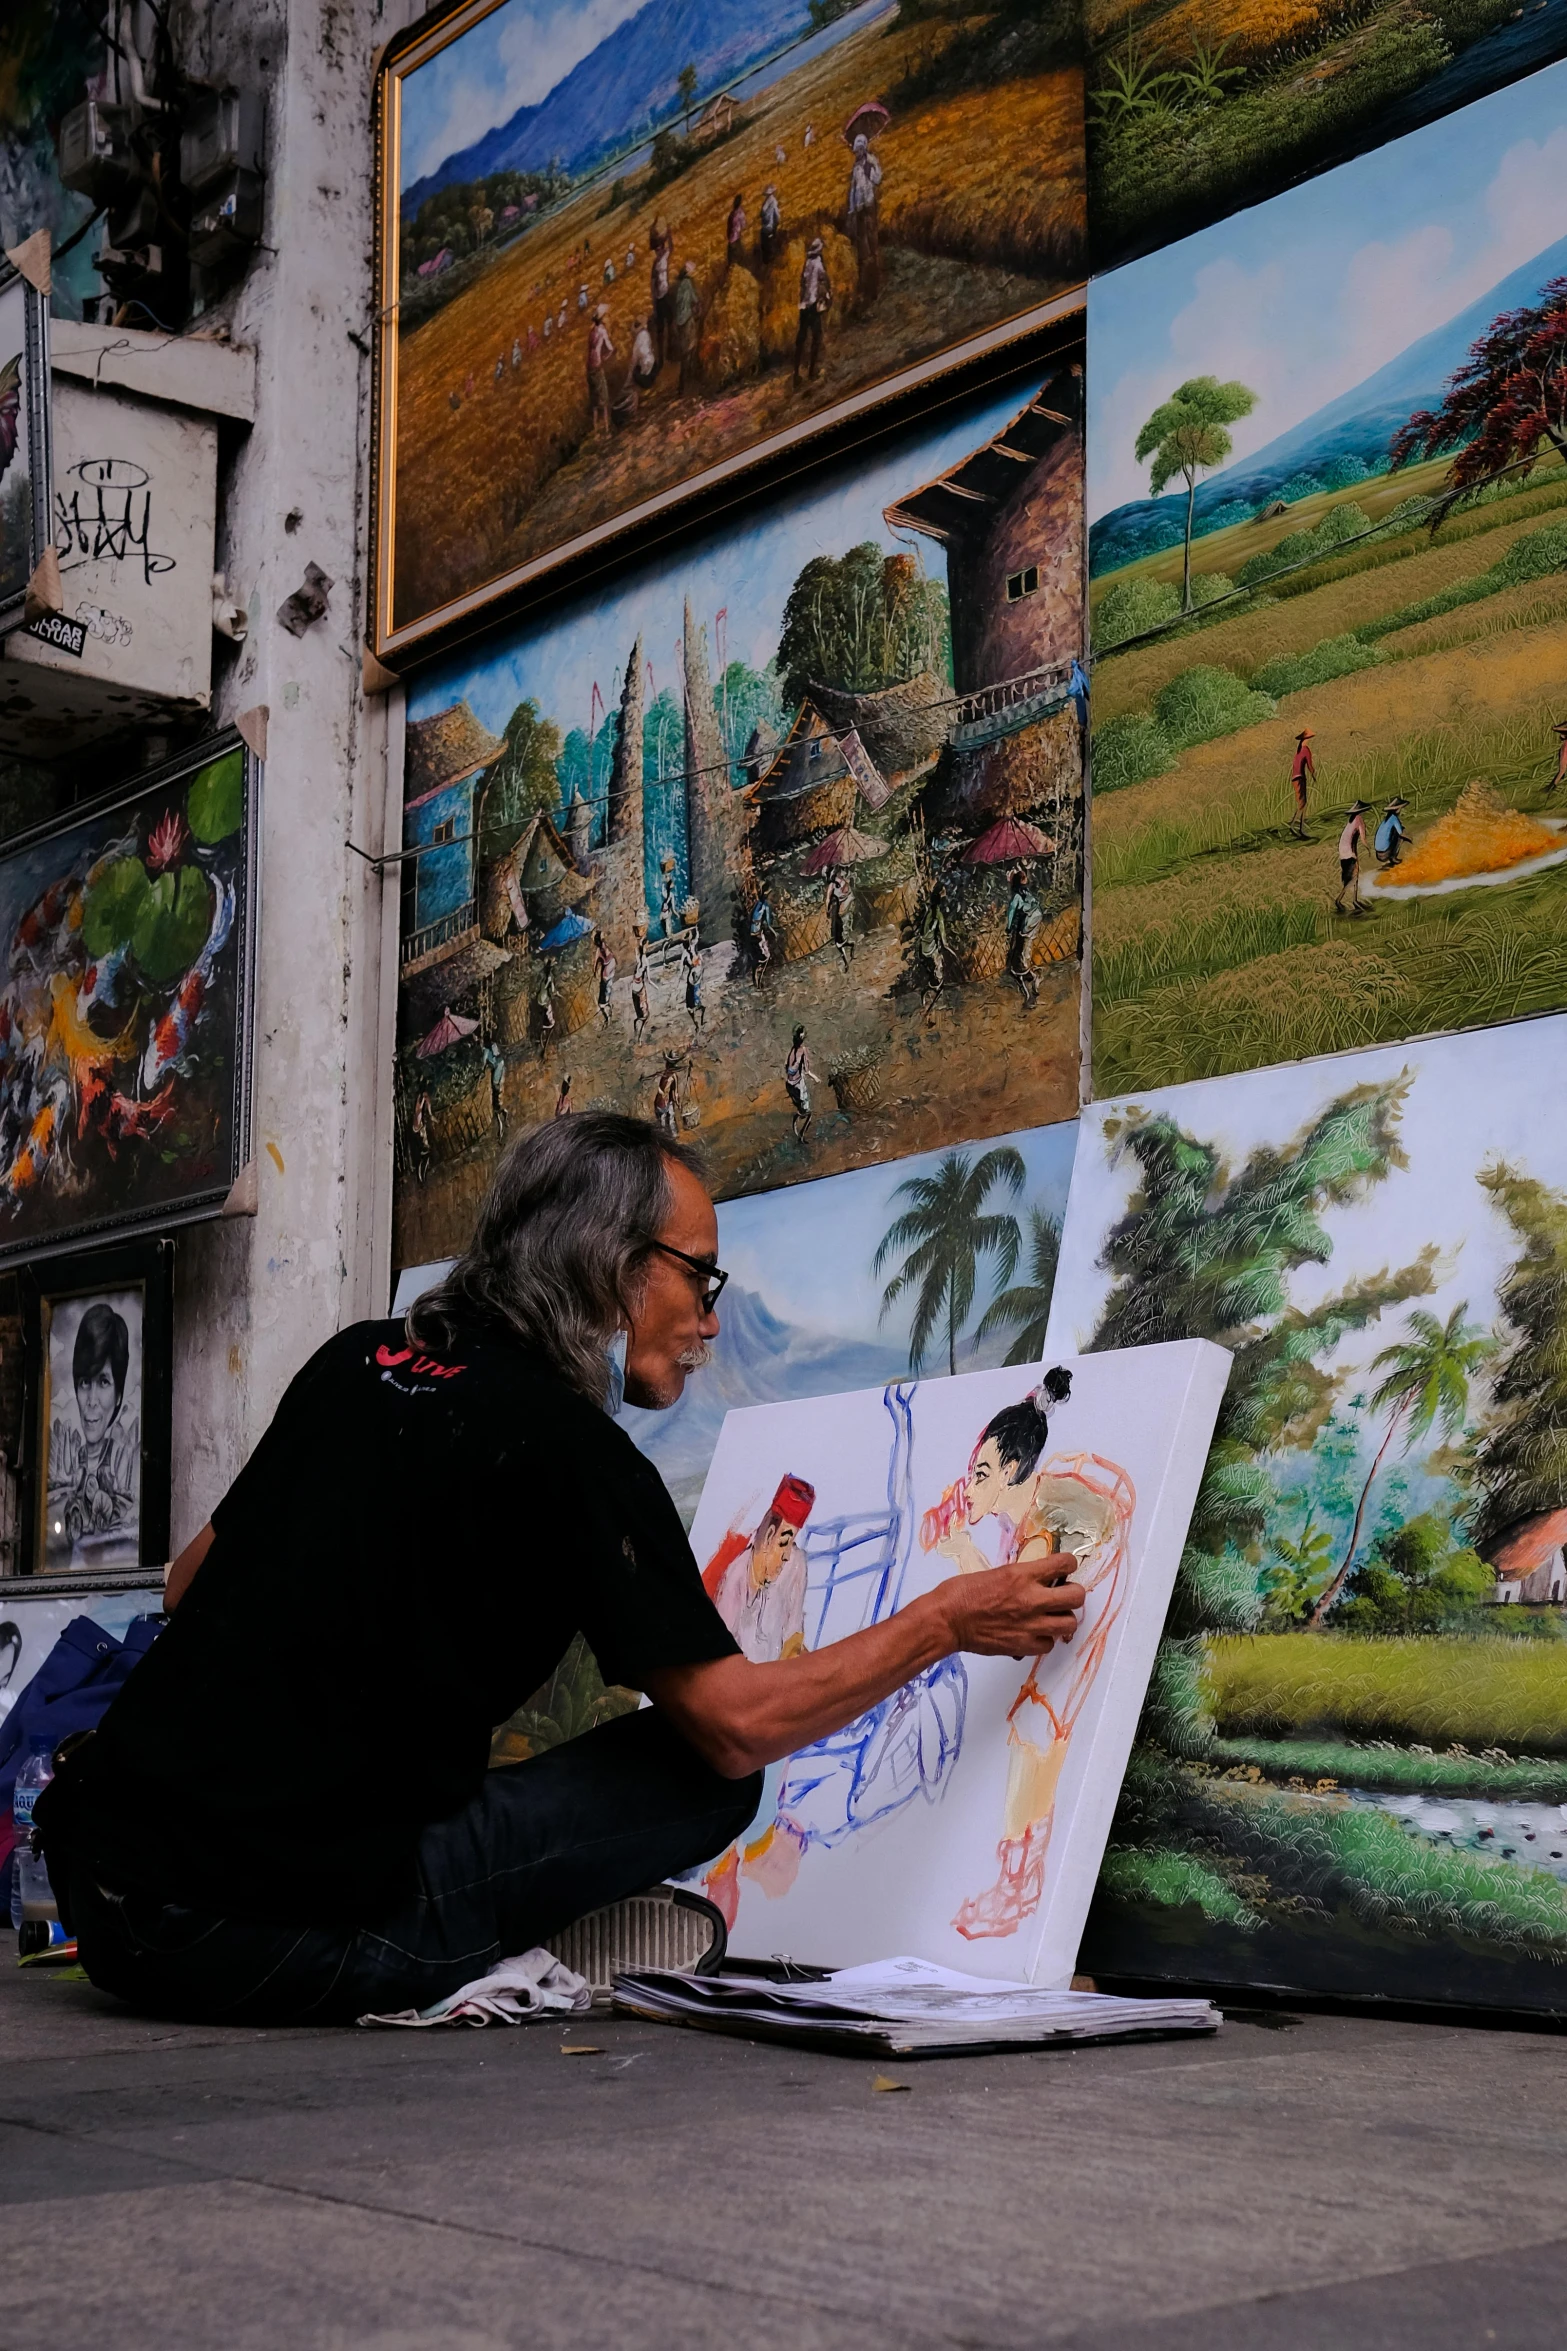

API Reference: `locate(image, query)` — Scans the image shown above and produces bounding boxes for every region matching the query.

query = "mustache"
[677,1342,714,1372]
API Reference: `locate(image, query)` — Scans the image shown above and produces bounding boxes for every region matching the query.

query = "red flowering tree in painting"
[1390,276,1567,493]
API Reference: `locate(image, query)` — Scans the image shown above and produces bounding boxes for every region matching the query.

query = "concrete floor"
[2,1932,1563,2351]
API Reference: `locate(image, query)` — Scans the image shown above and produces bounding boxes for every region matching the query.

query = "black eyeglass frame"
[648,1238,728,1312]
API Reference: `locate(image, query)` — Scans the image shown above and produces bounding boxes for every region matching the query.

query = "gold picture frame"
[371,0,1086,660]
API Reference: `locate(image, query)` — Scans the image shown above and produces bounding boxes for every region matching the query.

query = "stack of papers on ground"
[613,1954,1221,2056]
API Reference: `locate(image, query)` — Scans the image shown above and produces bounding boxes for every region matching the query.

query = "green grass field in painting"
[1088,461,1567,1093]
[1206,1632,1567,1755]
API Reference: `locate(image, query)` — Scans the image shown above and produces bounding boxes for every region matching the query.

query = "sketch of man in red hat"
[702,1473,815,1664]
[699,1473,817,1924]
[1288,728,1316,839]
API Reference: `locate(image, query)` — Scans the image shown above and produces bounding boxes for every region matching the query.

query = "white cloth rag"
[357,1947,592,2028]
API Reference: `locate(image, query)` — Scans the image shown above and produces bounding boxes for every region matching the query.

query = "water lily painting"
[0,731,258,1266]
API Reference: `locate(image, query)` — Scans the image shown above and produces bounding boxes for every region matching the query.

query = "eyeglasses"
[649,1238,728,1313]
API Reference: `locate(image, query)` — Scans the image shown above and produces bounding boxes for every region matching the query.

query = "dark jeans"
[72,1709,761,2027]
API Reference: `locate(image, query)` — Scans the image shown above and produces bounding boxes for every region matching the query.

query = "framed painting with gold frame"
[371,0,1085,660]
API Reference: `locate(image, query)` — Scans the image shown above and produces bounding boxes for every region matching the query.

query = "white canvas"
[687,1341,1229,1982]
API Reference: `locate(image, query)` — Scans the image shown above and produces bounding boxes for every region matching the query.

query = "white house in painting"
[1485,1509,1567,1605]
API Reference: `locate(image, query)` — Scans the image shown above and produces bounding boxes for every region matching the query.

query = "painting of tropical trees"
[873,1143,1024,1377]
[1046,1014,1567,2010]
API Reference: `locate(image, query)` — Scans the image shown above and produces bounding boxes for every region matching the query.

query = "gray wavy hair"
[407,1112,702,1401]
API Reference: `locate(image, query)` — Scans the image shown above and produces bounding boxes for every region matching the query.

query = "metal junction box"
[0,323,254,760]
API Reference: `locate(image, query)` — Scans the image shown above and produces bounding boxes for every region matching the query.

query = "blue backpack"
[1,1613,163,1912]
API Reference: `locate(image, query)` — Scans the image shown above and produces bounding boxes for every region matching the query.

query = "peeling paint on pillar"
[169,0,407,1544]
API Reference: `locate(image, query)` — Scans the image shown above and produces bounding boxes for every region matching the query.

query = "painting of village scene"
[392,361,1086,1271]
[377,0,1082,645]
[1086,69,1567,1099]
[0,737,256,1265]
[1046,1017,1567,2011]
[1088,0,1567,269]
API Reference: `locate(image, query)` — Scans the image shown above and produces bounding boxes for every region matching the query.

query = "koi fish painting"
[0,732,258,1266]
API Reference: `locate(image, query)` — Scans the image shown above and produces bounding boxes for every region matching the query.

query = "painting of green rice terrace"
[1048,1017,1567,2012]
[1086,71,1567,1096]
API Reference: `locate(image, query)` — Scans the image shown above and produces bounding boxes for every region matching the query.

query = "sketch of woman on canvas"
[923,1370,1135,1939]
[44,1299,142,1570]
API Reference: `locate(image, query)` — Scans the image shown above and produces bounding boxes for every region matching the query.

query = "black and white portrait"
[40,1284,144,1570]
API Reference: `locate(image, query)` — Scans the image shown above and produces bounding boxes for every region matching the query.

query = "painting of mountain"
[401,0,817,207]
[1090,228,1567,579]
[1089,0,1567,271]
[376,0,1083,650]
[623,1115,1077,1518]
[1084,66,1567,1096]
[1047,1017,1567,2012]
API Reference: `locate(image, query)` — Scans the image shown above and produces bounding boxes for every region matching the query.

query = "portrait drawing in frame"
[22,1238,174,1576]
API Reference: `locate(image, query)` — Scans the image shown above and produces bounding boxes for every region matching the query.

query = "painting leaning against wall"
[1045,1013,1567,2012]
[1088,0,1567,271]
[392,353,1086,1273]
[374,0,1084,650]
[1086,64,1567,1099]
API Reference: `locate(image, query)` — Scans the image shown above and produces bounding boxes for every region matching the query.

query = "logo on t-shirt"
[374,1342,467,1391]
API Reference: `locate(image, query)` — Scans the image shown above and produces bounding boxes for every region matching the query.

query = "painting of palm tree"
[975,1207,1062,1366]
[873,1145,1024,1378]
[1309,1303,1492,1624]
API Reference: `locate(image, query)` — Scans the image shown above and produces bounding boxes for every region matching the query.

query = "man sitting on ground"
[37,1116,1085,2024]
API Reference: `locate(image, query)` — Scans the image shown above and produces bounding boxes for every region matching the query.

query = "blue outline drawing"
[777,1382,968,1849]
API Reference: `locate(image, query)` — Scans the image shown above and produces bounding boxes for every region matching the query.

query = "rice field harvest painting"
[1088,0,1567,269]
[1045,1017,1567,2012]
[392,359,1085,1272]
[373,0,1084,652]
[1086,69,1567,1098]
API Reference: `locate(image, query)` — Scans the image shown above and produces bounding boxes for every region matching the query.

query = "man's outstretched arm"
[645,1555,1085,1778]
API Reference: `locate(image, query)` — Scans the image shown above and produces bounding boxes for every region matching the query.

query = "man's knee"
[722,1768,765,1843]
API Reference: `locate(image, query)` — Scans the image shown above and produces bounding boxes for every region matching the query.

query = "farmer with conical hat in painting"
[1335,801,1372,915]
[1375,797,1410,868]
[846,118,884,302]
[1289,727,1316,839]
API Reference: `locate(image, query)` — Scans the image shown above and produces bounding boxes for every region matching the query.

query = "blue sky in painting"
[1089,59,1567,520]
[720,1117,1077,1341]
[408,377,1030,741]
[400,0,646,188]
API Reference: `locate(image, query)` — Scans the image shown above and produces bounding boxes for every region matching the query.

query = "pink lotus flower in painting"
[146,809,189,873]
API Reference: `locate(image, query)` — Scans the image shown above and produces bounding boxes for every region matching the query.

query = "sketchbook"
[684,1339,1231,1984]
[614,1956,1222,2056]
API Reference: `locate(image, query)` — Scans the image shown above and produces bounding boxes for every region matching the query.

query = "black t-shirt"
[48,1315,737,1922]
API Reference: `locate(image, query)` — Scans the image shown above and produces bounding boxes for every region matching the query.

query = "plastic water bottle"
[11,1731,56,1942]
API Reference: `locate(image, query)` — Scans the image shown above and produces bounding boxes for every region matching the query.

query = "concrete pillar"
[167,0,394,1540]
